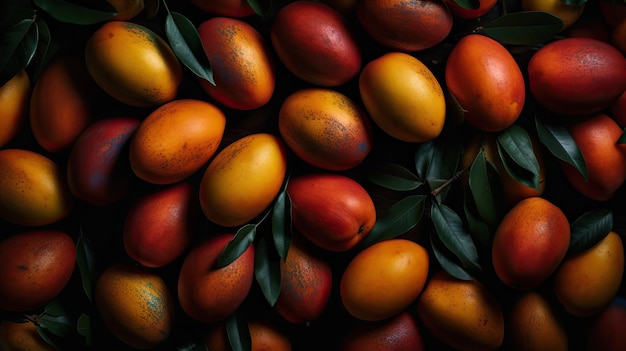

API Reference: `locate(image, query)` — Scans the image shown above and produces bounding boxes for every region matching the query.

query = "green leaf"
[77,313,91,346]
[535,115,588,181]
[496,125,541,190]
[177,343,209,351]
[254,233,281,307]
[358,195,426,248]
[454,0,481,10]
[247,0,267,16]
[482,11,564,45]
[430,234,474,281]
[568,208,613,256]
[164,11,215,85]
[367,163,422,191]
[76,233,96,301]
[415,132,462,183]
[468,150,503,225]
[217,224,257,268]
[463,190,492,251]
[144,0,160,19]
[431,203,483,277]
[36,325,64,349]
[43,299,68,317]
[27,17,58,83]
[39,313,74,338]
[0,16,38,85]
[272,189,291,260]
[560,0,586,5]
[226,313,251,351]
[32,0,117,25]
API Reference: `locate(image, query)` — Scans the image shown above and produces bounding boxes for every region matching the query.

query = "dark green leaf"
[431,203,483,276]
[43,300,68,317]
[0,16,38,85]
[618,127,626,144]
[226,313,251,351]
[177,343,209,351]
[454,0,481,9]
[254,234,281,307]
[535,115,588,181]
[217,224,257,268]
[463,190,492,251]
[415,131,462,183]
[164,11,215,85]
[27,17,58,83]
[33,0,117,25]
[37,325,64,349]
[272,189,291,260]
[0,7,35,69]
[496,125,541,190]
[39,313,74,338]
[77,313,91,346]
[359,195,426,248]
[430,234,474,281]
[76,233,96,301]
[468,150,503,225]
[482,11,564,45]
[568,208,613,256]
[247,0,267,16]
[367,163,422,191]
[560,0,586,5]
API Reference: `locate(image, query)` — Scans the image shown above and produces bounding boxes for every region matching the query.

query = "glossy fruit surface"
[492,197,570,290]
[357,0,453,51]
[585,297,626,351]
[287,173,376,252]
[270,0,361,86]
[95,263,174,350]
[560,114,626,201]
[129,99,226,185]
[107,0,144,20]
[29,55,94,152]
[177,233,255,323]
[85,21,182,108]
[340,239,429,321]
[205,319,292,351]
[0,70,30,148]
[274,236,333,324]
[341,312,424,351]
[0,149,73,226]
[198,17,275,110]
[522,0,585,29]
[504,291,568,351]
[553,231,624,317]
[66,117,139,207]
[416,270,505,351]
[278,88,373,171]
[0,231,75,312]
[123,182,197,268]
[446,34,525,132]
[359,52,445,143]
[199,133,287,227]
[528,37,626,116]
[0,321,59,351]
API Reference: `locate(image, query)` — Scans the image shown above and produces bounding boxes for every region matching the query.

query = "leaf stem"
[430,166,469,197]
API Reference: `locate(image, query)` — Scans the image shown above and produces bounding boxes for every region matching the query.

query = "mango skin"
[0,231,76,312]
[0,149,73,226]
[67,117,140,207]
[528,37,626,116]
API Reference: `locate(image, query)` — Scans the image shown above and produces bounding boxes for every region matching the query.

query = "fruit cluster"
[1,0,626,350]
